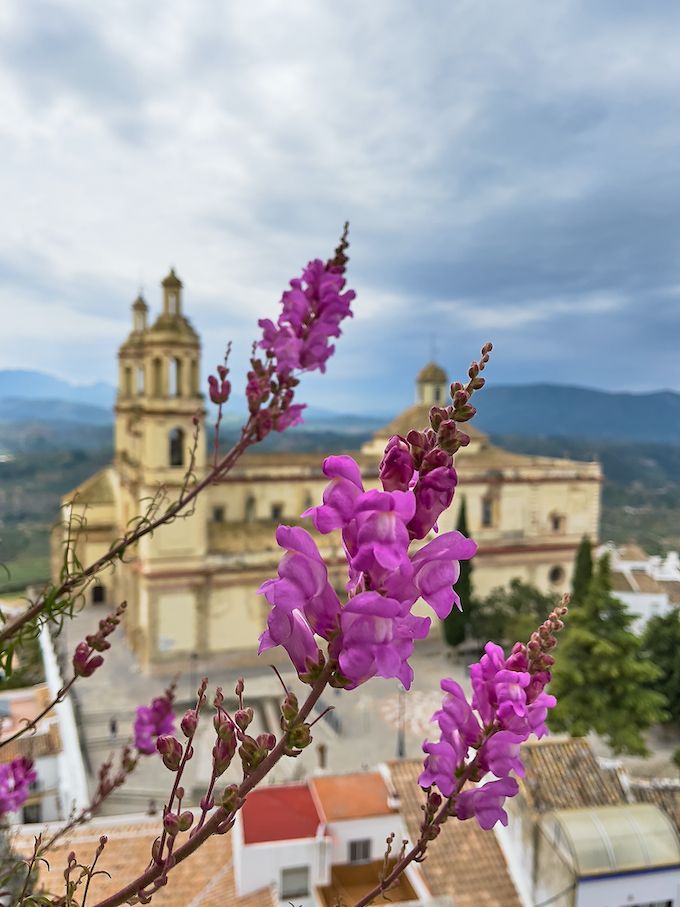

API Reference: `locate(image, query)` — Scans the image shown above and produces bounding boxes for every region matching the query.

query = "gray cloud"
[1,0,680,410]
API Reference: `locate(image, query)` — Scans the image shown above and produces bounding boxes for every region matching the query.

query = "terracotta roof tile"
[241,783,321,843]
[388,760,522,907]
[16,815,275,907]
[310,772,396,821]
[629,779,680,834]
[520,738,626,812]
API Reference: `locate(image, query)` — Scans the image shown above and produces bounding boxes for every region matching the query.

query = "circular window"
[548,565,565,585]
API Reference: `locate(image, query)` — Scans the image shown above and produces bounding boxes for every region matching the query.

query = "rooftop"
[417,361,448,383]
[388,760,522,907]
[542,803,680,876]
[16,814,276,907]
[310,771,396,822]
[520,738,627,812]
[241,783,321,843]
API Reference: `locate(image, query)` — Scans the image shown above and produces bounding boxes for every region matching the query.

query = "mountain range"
[2,370,680,445]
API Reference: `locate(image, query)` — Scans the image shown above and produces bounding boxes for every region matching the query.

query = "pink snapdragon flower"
[258,259,355,379]
[420,635,559,830]
[336,592,430,689]
[134,694,176,756]
[0,757,37,815]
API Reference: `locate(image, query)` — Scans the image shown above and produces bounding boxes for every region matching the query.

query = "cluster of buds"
[162,807,193,837]
[92,744,137,806]
[420,789,443,842]
[513,596,569,676]
[72,601,127,678]
[212,688,237,776]
[280,691,312,756]
[208,363,231,406]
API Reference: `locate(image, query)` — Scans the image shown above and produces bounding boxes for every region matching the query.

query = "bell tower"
[416,361,449,405]
[115,271,206,491]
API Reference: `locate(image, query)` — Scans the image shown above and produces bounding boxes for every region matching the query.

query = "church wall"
[154,589,198,654]
[207,583,266,652]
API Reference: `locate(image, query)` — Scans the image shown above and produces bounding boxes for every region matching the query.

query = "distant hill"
[3,370,680,444]
[0,370,115,408]
[477,384,680,444]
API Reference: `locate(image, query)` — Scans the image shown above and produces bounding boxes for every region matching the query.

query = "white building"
[233,771,429,906]
[598,543,680,633]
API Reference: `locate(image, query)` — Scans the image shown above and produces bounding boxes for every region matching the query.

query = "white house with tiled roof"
[598,542,680,632]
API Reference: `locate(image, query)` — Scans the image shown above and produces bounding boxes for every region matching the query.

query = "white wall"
[575,867,680,906]
[612,590,670,634]
[233,813,330,906]
[39,625,89,815]
[325,815,406,866]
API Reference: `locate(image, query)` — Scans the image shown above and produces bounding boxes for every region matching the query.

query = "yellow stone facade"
[53,275,601,671]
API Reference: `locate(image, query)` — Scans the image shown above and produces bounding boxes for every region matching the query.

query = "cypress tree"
[443,497,472,647]
[550,554,667,755]
[641,610,680,726]
[571,535,593,605]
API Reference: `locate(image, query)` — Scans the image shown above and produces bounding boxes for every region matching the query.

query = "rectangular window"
[348,839,372,863]
[212,506,225,523]
[271,503,284,521]
[481,498,494,528]
[22,803,42,824]
[280,866,310,899]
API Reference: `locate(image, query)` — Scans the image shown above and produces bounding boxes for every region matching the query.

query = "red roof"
[242,784,321,844]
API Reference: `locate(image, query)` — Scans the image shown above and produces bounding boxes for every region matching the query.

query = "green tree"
[443,497,472,647]
[469,578,558,649]
[641,610,680,725]
[550,554,667,755]
[571,535,593,605]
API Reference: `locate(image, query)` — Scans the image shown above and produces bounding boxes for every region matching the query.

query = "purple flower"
[408,464,458,539]
[258,606,319,676]
[337,592,430,689]
[258,260,355,379]
[72,641,104,678]
[134,695,176,756]
[351,490,415,587]
[303,455,364,533]
[274,403,306,432]
[419,738,465,797]
[408,531,478,618]
[379,436,415,492]
[0,757,37,815]
[258,526,341,639]
[455,777,519,830]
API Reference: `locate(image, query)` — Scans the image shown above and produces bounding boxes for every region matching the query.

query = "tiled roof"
[631,571,665,594]
[377,403,487,445]
[617,544,648,561]
[310,772,396,821]
[0,724,61,762]
[610,571,636,593]
[658,580,680,605]
[241,783,321,843]
[16,815,275,907]
[520,738,626,812]
[629,779,680,834]
[388,760,522,907]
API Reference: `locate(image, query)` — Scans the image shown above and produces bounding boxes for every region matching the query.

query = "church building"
[53,273,601,671]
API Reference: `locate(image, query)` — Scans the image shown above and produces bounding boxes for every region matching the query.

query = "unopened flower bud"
[220,784,239,811]
[163,812,180,836]
[213,729,237,776]
[156,735,183,771]
[235,678,245,698]
[234,708,254,732]
[281,692,299,724]
[178,810,193,832]
[287,723,312,750]
[180,710,198,738]
[72,642,104,678]
[257,733,276,751]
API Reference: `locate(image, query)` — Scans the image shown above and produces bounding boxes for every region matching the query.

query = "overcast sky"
[1,0,679,413]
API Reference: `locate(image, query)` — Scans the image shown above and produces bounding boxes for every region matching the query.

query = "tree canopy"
[550,554,667,755]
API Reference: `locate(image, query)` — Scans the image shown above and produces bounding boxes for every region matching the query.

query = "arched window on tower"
[136,366,145,396]
[168,291,178,316]
[124,366,132,397]
[152,358,163,397]
[168,357,182,397]
[191,360,198,395]
[169,428,185,467]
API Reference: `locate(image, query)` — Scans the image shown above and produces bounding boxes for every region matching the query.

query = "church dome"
[417,361,448,384]
[161,268,183,289]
